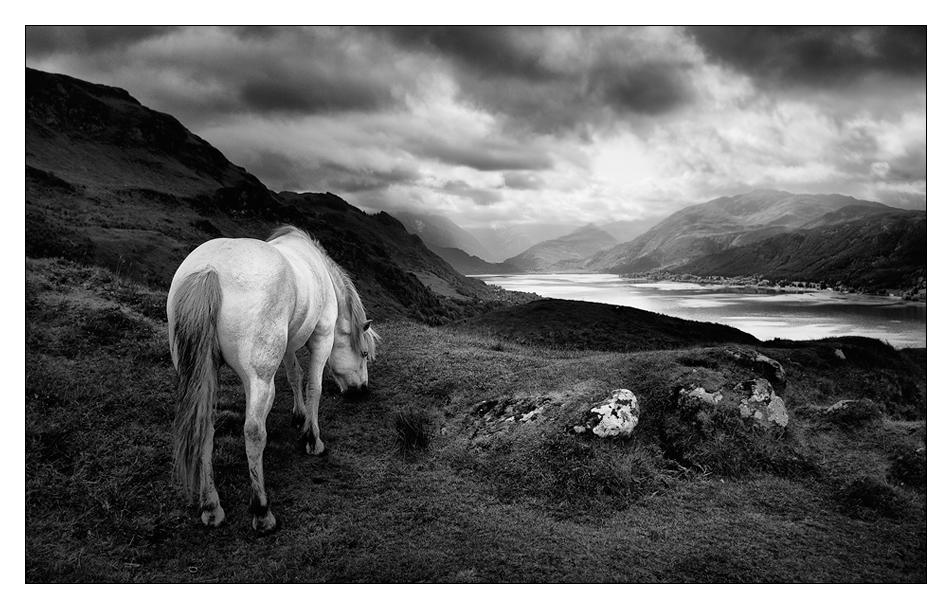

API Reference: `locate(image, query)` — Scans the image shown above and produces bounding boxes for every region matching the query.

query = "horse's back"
[170,237,299,379]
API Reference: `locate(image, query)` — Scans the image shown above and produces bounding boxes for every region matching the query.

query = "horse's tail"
[169,269,222,502]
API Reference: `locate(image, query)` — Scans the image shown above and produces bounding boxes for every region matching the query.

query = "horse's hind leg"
[199,429,225,526]
[284,352,306,423]
[244,375,278,533]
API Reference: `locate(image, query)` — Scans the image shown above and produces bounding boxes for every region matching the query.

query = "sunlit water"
[475,273,927,348]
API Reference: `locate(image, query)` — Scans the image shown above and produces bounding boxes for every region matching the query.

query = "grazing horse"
[166,226,379,532]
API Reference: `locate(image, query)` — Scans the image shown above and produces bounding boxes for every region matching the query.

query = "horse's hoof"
[201,505,225,527]
[306,436,327,456]
[252,511,279,535]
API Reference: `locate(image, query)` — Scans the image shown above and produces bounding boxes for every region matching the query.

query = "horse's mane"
[267,226,380,360]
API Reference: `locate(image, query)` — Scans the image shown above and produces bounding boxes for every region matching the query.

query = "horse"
[166,225,379,533]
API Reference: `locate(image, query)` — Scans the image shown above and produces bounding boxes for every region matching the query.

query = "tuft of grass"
[889,445,926,490]
[393,405,432,455]
[835,476,905,520]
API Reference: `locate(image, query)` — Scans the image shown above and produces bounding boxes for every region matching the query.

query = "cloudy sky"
[25,25,927,234]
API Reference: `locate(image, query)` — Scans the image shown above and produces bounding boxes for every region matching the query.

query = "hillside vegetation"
[26,68,525,324]
[673,209,926,293]
[26,258,926,582]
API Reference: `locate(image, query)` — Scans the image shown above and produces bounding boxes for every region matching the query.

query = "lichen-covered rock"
[572,389,640,438]
[823,398,882,425]
[735,378,788,428]
[725,347,787,389]
[681,386,723,406]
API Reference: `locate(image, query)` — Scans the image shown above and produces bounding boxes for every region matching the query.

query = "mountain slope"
[506,224,618,271]
[673,209,926,292]
[25,67,520,323]
[588,190,892,273]
[427,245,522,275]
[392,211,494,261]
[467,224,538,262]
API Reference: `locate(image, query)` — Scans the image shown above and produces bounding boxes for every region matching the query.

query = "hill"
[392,211,494,261]
[25,67,527,323]
[673,208,926,293]
[505,223,618,271]
[588,190,899,274]
[427,245,522,276]
[452,298,759,351]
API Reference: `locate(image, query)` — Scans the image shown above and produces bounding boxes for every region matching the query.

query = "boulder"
[572,389,640,438]
[823,398,881,425]
[735,378,789,428]
[725,347,787,389]
[681,386,723,406]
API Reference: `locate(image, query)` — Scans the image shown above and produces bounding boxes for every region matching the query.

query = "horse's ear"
[363,320,373,331]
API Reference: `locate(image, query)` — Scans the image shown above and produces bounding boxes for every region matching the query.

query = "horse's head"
[328,318,379,399]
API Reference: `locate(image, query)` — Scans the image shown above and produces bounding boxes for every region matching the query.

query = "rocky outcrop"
[469,394,558,436]
[735,378,789,428]
[571,389,640,438]
[725,347,787,389]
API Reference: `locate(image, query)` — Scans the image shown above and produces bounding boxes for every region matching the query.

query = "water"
[475,273,927,348]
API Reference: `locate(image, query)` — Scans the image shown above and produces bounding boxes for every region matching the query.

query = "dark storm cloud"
[439,180,504,206]
[326,165,423,193]
[591,60,693,115]
[414,137,553,172]
[248,149,422,194]
[382,26,697,134]
[382,26,556,81]
[238,70,394,114]
[25,25,178,57]
[688,26,926,87]
[503,172,545,190]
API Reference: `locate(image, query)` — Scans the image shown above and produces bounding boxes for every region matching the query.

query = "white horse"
[166,226,379,533]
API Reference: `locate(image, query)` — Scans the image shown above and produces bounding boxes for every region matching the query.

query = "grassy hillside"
[26,67,520,325]
[26,258,926,582]
[453,298,760,351]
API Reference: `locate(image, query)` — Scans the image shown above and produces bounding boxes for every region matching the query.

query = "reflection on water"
[476,273,927,348]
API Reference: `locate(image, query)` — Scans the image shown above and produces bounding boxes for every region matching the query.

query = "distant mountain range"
[467,224,538,262]
[584,189,925,291]
[505,224,618,271]
[673,206,926,291]
[426,245,521,275]
[392,211,495,261]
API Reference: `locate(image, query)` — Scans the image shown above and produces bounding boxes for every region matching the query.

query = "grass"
[25,257,927,582]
